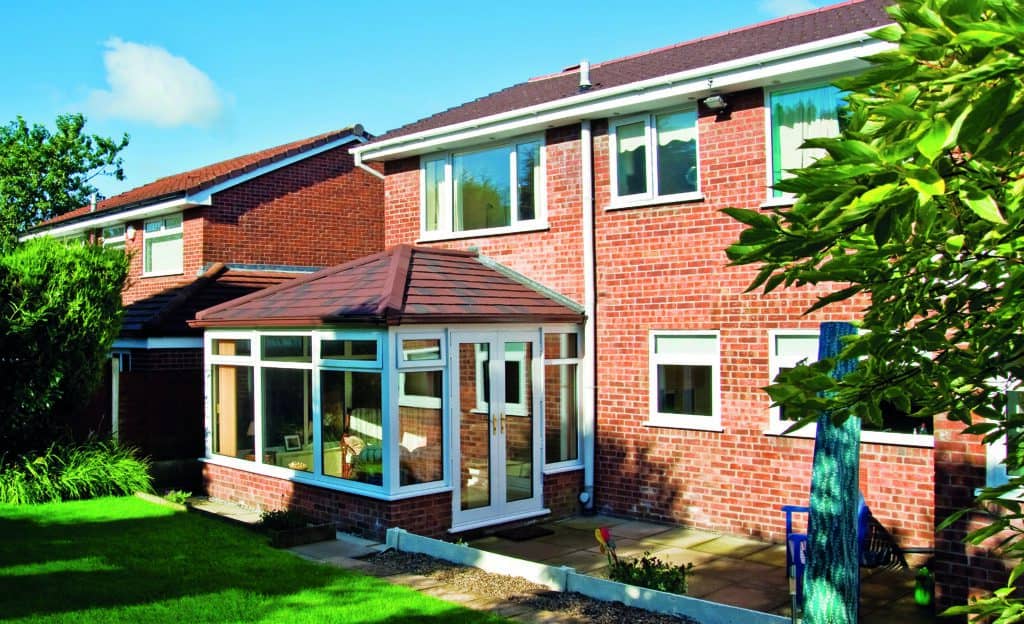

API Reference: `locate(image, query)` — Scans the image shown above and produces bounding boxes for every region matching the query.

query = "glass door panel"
[459,342,491,511]
[504,341,533,502]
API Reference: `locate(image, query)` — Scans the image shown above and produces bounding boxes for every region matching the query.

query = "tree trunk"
[804,321,860,624]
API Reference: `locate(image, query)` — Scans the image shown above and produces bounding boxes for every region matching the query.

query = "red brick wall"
[120,211,205,305]
[202,146,383,268]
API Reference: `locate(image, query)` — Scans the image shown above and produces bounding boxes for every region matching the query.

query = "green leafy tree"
[0,237,129,456]
[724,0,1024,620]
[0,114,128,248]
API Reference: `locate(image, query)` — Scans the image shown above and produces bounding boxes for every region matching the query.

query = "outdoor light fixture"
[702,95,728,111]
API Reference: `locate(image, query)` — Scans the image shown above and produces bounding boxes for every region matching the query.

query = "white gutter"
[353,30,893,161]
[580,120,596,511]
[23,133,367,241]
[354,148,385,180]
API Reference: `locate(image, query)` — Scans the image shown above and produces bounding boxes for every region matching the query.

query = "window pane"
[261,336,311,362]
[213,338,251,357]
[775,334,819,360]
[424,158,444,232]
[1008,392,1024,476]
[771,85,845,195]
[401,338,441,362]
[616,121,647,196]
[262,368,313,472]
[516,141,541,222]
[102,224,125,248]
[144,232,182,274]
[545,362,579,463]
[658,364,713,416]
[656,111,698,195]
[212,365,254,460]
[655,334,716,358]
[399,370,444,486]
[321,339,377,361]
[453,146,511,231]
[321,370,382,484]
[544,332,578,359]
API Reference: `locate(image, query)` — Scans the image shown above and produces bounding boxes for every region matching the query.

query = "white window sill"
[143,270,184,278]
[607,192,705,211]
[543,462,584,475]
[644,417,723,433]
[764,425,935,448]
[418,221,549,243]
[760,196,796,209]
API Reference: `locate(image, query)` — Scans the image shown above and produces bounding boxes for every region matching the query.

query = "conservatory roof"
[191,245,585,328]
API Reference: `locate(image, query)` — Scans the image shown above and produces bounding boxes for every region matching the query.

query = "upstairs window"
[768,84,847,199]
[422,137,544,237]
[143,214,183,276]
[609,109,699,206]
[101,224,125,251]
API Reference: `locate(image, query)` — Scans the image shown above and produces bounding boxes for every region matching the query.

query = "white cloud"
[87,37,223,127]
[758,0,818,16]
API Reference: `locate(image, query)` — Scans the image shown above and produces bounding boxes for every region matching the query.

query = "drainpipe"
[580,119,597,512]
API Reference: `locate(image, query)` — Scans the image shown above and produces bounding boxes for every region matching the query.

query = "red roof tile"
[371,0,891,143]
[40,126,367,228]
[122,264,302,337]
[192,246,584,327]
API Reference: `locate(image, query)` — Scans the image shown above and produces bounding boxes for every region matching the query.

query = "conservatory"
[192,245,586,532]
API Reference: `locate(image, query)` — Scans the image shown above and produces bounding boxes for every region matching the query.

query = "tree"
[0,237,128,456]
[723,0,1024,620]
[0,114,128,248]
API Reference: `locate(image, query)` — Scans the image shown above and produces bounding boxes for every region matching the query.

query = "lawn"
[0,496,507,623]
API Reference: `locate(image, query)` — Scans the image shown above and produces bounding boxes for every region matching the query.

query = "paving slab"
[553,514,627,531]
[701,581,792,613]
[644,546,719,568]
[744,543,789,567]
[533,526,603,550]
[539,548,609,572]
[644,526,721,549]
[690,534,773,558]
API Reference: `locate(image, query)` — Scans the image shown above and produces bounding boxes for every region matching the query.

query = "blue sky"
[2,0,839,198]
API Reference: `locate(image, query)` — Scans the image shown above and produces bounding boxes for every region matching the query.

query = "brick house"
[187,0,1002,611]
[25,126,384,464]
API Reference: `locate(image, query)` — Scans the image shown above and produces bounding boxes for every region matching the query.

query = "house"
[25,126,384,470]
[189,0,1000,611]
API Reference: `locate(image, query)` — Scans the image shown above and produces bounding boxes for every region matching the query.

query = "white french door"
[450,330,543,530]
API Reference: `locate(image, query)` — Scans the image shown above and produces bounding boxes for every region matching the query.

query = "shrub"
[258,508,309,531]
[163,490,191,505]
[608,551,693,595]
[0,439,151,504]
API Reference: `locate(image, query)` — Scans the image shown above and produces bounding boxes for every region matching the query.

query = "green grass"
[0,496,508,623]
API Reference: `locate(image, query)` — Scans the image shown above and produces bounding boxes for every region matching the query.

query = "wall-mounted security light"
[701,95,728,111]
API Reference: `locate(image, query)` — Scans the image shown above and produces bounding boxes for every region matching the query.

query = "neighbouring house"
[188,0,1004,611]
[24,126,384,469]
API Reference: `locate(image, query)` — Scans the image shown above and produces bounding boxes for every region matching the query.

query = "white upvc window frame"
[419,135,547,241]
[142,213,183,277]
[987,387,1023,489]
[764,329,935,447]
[647,330,721,431]
[763,79,847,206]
[396,332,445,410]
[101,224,126,251]
[542,327,583,472]
[608,108,702,209]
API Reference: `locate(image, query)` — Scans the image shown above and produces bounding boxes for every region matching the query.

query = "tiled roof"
[371,0,891,143]
[192,245,585,327]
[41,126,366,228]
[121,264,302,337]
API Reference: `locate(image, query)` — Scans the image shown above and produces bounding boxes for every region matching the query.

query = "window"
[768,84,847,198]
[421,137,544,237]
[767,330,933,443]
[396,334,445,488]
[544,331,581,466]
[101,224,125,251]
[610,109,699,206]
[321,369,383,483]
[987,390,1023,488]
[648,332,720,430]
[143,214,183,275]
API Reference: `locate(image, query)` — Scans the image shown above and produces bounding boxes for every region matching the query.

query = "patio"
[466,514,937,623]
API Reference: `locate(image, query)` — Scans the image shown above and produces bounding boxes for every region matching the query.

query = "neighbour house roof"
[361,0,891,154]
[191,245,585,328]
[121,264,304,338]
[31,125,369,233]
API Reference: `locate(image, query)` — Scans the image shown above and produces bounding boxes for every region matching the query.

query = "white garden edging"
[385,527,788,624]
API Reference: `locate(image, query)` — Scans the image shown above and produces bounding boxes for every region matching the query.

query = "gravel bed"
[369,550,699,623]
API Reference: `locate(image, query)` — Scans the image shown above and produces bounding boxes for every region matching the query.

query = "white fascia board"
[112,337,203,350]
[24,133,366,241]
[22,196,195,241]
[354,31,893,161]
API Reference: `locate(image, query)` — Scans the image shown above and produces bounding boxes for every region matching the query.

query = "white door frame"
[450,329,545,531]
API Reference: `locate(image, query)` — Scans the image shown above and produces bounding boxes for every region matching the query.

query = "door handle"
[500,413,506,434]
[492,413,498,434]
